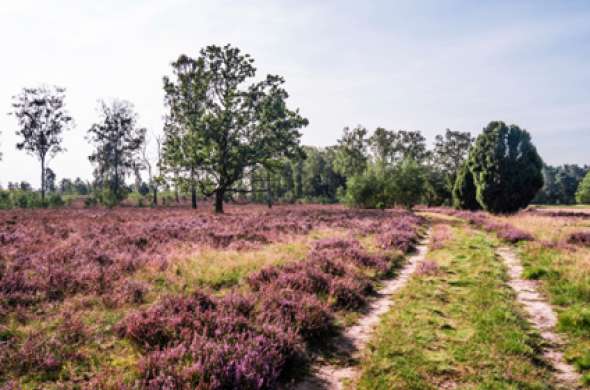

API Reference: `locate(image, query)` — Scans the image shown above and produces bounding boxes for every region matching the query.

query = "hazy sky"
[1,0,589,187]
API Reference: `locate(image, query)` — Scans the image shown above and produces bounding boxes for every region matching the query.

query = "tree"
[11,86,73,202]
[44,167,56,193]
[87,100,146,202]
[368,128,430,169]
[333,126,368,177]
[452,161,480,210]
[468,121,543,213]
[162,54,209,209]
[576,171,590,204]
[74,177,89,195]
[433,129,473,194]
[141,133,163,206]
[368,127,396,169]
[343,168,388,209]
[389,158,426,209]
[163,44,308,213]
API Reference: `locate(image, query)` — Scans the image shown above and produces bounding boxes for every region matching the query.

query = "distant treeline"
[533,164,589,205]
[1,43,588,212]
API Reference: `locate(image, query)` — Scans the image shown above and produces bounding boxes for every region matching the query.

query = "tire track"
[497,247,581,389]
[292,232,431,390]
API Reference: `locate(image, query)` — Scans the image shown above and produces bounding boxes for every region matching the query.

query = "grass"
[2,228,344,389]
[497,212,590,385]
[357,224,555,389]
[136,227,341,295]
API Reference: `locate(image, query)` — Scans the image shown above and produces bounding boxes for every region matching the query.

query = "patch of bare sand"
[291,234,430,390]
[497,247,581,389]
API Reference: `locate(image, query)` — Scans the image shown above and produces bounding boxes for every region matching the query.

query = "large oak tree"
[163,44,308,213]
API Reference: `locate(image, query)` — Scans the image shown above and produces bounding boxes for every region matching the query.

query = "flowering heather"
[567,231,590,247]
[416,260,440,276]
[428,208,533,243]
[0,205,423,388]
[431,224,452,250]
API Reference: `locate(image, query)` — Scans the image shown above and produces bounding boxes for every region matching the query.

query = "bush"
[342,170,388,209]
[468,121,543,213]
[47,193,65,208]
[576,171,590,204]
[0,191,13,209]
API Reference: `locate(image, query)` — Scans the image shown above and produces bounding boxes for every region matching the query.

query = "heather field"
[0,205,425,389]
[2,205,590,389]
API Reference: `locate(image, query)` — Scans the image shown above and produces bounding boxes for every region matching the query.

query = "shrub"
[576,171,590,204]
[567,231,590,247]
[468,121,543,213]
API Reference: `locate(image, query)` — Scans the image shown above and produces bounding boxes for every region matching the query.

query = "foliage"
[163,44,308,213]
[333,126,368,177]
[576,171,590,204]
[342,169,389,209]
[344,159,425,210]
[388,158,426,209]
[452,161,481,210]
[468,121,543,213]
[535,164,589,205]
[10,85,73,201]
[87,100,146,203]
[433,129,473,194]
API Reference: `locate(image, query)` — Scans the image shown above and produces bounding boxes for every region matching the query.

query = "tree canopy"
[163,44,308,213]
[11,86,72,202]
[576,170,590,204]
[87,100,146,203]
[468,121,543,213]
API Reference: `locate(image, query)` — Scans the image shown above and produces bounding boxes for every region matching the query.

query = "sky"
[0,0,589,188]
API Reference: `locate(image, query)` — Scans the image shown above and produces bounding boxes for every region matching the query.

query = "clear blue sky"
[0,0,589,187]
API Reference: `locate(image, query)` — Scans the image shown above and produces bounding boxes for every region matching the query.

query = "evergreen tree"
[468,121,543,213]
[452,161,480,210]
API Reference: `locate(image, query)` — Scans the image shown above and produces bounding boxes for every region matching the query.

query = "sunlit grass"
[357,226,555,389]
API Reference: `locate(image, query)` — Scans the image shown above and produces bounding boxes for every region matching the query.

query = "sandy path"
[497,247,581,389]
[291,233,430,390]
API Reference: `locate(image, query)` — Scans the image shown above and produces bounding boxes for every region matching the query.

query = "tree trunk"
[215,189,224,213]
[266,171,272,209]
[191,185,197,209]
[41,157,46,203]
[152,187,157,207]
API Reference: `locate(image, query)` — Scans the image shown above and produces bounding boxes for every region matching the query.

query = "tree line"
[1,44,588,213]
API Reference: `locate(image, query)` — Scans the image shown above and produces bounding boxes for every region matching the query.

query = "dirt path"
[497,247,581,389]
[292,233,430,390]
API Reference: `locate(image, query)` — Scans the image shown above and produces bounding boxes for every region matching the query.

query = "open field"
[0,205,423,389]
[2,205,590,389]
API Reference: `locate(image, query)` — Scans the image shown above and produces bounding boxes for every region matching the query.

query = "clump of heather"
[567,231,590,247]
[416,260,440,276]
[433,209,533,243]
[431,224,452,250]
[0,205,425,388]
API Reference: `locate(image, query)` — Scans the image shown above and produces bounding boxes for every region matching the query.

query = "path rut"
[497,247,581,389]
[292,233,430,390]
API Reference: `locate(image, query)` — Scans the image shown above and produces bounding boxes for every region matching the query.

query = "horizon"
[1,0,589,187]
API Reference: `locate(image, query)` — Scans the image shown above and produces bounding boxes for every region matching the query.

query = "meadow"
[1,204,589,389]
[0,204,423,389]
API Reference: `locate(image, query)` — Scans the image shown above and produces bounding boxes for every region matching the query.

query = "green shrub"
[47,193,65,208]
[0,191,13,209]
[576,171,590,204]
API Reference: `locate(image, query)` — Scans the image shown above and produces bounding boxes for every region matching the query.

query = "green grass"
[357,226,555,389]
[519,244,590,385]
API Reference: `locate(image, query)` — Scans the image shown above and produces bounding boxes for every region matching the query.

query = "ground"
[0,204,588,389]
